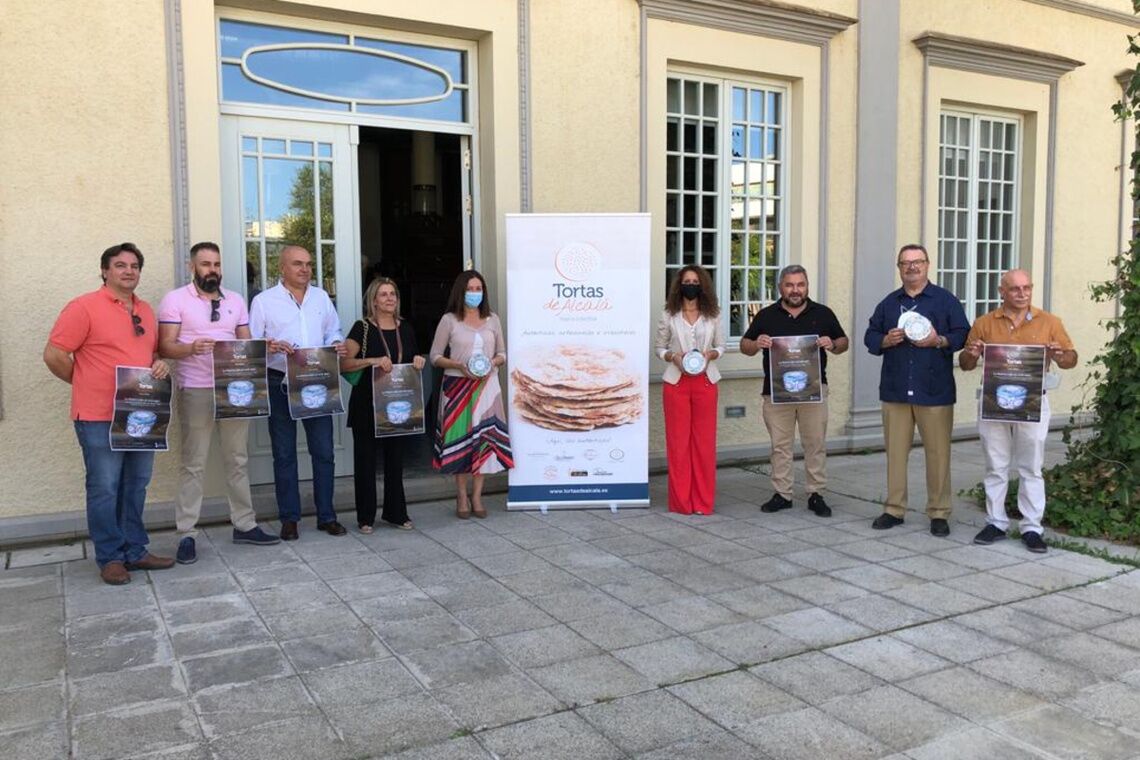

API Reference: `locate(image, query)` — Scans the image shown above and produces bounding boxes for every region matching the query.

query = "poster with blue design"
[981,344,1046,423]
[110,366,172,451]
[505,214,651,510]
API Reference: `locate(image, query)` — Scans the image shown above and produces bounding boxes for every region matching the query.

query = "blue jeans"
[267,373,337,524]
[73,421,154,567]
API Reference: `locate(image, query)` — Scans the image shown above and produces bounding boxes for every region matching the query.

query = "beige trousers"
[176,388,257,537]
[882,401,954,519]
[762,385,829,499]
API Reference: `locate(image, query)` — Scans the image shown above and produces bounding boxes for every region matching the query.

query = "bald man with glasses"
[960,269,1076,553]
[863,244,970,537]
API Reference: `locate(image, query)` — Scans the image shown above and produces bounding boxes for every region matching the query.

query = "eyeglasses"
[210,299,221,323]
[131,314,145,337]
[897,259,928,270]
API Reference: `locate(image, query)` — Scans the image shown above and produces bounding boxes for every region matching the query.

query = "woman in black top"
[341,277,425,532]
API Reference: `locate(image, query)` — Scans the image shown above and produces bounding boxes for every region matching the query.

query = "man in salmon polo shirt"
[158,242,280,566]
[960,269,1077,554]
[44,243,176,585]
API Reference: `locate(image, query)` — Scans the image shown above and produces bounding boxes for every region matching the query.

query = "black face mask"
[195,272,221,293]
[680,283,701,300]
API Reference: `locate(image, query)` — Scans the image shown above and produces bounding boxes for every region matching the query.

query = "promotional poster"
[373,364,425,437]
[110,366,173,451]
[285,346,345,420]
[981,343,1046,423]
[505,213,651,509]
[769,335,823,404]
[212,339,269,419]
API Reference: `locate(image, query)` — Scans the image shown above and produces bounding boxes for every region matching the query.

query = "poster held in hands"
[213,339,269,419]
[769,335,823,404]
[373,364,425,437]
[981,343,1046,423]
[110,366,173,451]
[285,346,345,420]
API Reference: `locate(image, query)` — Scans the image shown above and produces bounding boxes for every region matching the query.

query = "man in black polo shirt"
[741,265,848,517]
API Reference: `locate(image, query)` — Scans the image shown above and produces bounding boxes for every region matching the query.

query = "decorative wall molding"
[164,0,190,281]
[913,32,1084,84]
[518,0,533,212]
[639,0,856,46]
[1022,0,1138,27]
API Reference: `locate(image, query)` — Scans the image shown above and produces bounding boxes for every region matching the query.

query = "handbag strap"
[375,321,403,363]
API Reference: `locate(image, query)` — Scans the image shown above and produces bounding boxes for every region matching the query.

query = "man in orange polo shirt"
[959,269,1077,553]
[44,243,176,585]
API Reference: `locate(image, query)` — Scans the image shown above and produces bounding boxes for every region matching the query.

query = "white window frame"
[937,108,1023,318]
[666,69,790,341]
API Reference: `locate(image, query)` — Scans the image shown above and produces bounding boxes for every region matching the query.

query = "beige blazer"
[655,309,726,385]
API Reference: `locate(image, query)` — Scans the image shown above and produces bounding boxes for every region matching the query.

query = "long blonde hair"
[364,277,402,323]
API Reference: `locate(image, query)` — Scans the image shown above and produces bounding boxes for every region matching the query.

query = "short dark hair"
[897,243,928,263]
[446,269,491,319]
[190,241,220,259]
[777,264,809,285]
[100,242,144,274]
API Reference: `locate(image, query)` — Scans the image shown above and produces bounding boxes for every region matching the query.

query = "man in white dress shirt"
[249,245,348,540]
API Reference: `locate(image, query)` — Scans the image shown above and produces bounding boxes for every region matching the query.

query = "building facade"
[0,0,1134,539]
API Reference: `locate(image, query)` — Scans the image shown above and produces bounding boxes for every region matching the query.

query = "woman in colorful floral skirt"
[429,270,514,518]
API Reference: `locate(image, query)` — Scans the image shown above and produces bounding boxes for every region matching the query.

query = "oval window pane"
[243,46,450,104]
[222,63,348,112]
[220,20,346,59]
[356,38,465,83]
[356,90,466,122]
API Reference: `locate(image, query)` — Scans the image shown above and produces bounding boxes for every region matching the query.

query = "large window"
[666,75,787,338]
[937,111,1021,317]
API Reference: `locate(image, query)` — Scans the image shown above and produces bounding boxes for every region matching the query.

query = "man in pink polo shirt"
[44,243,176,585]
[159,242,280,565]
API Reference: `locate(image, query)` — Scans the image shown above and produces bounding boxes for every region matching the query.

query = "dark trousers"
[352,430,408,527]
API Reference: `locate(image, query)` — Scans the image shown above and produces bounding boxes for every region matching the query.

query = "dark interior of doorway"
[357,127,464,478]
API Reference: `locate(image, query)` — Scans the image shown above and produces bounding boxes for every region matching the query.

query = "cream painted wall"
[899,0,1133,432]
[0,1,177,518]
[529,0,640,213]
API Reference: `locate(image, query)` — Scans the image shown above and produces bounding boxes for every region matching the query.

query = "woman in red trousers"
[655,265,725,515]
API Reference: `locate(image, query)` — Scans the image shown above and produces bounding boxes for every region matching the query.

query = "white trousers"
[977,395,1050,534]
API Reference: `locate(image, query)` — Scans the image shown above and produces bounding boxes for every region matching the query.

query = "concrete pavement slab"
[751,651,885,704]
[525,653,655,706]
[433,671,563,729]
[992,704,1137,760]
[667,670,804,729]
[0,683,64,732]
[0,721,68,760]
[734,706,889,760]
[891,620,1017,663]
[577,689,721,755]
[898,666,1044,723]
[71,700,202,760]
[819,684,969,752]
[613,635,734,685]
[192,675,320,738]
[479,711,624,760]
[301,657,424,707]
[826,635,951,682]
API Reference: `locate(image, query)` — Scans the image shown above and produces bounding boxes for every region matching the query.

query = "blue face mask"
[464,291,483,309]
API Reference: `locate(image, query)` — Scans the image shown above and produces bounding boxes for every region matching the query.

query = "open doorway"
[357,127,467,475]
[357,127,466,345]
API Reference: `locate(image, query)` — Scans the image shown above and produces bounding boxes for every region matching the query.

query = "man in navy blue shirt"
[863,244,969,536]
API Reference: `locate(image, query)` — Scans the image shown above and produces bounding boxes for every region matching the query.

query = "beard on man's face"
[195,272,221,293]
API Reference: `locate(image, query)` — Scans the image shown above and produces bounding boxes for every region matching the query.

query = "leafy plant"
[1037,15,1140,543]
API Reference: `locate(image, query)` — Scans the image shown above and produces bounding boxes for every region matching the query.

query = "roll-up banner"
[505,213,651,511]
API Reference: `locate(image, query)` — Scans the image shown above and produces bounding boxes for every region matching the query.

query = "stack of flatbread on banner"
[512,345,643,431]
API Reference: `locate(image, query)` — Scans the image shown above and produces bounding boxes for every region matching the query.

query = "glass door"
[220,115,361,484]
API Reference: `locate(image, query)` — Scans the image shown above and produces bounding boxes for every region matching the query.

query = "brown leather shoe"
[124,553,175,571]
[100,561,131,585]
[317,520,347,537]
[280,521,299,541]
